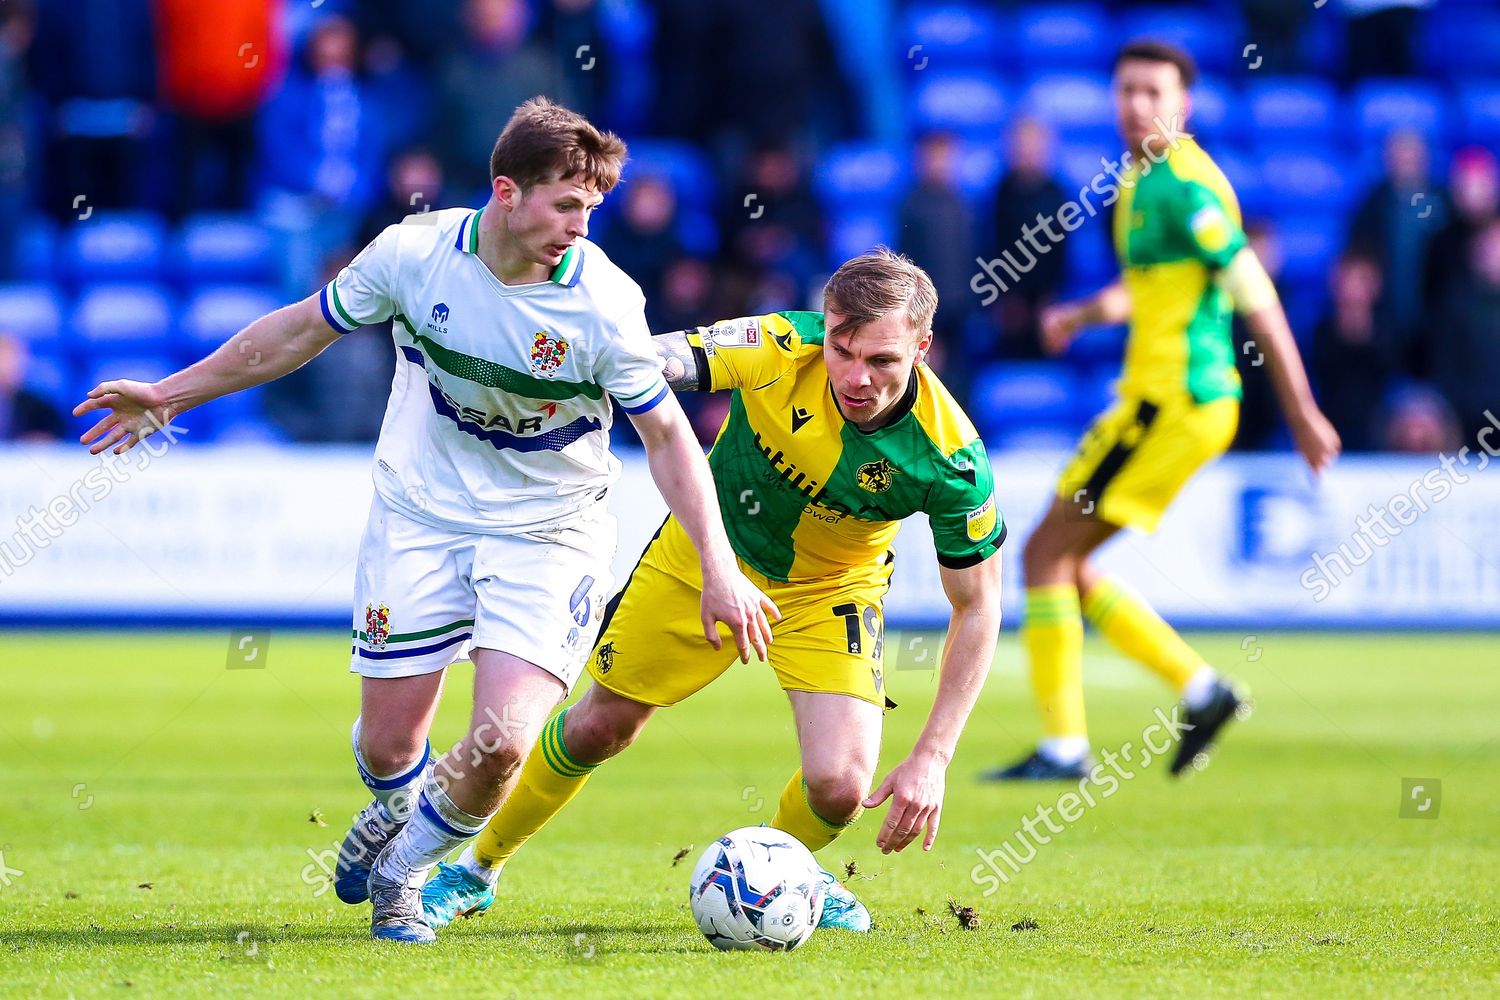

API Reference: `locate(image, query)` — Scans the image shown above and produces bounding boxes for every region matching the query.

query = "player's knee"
[464,732,528,784]
[565,703,647,763]
[803,771,868,826]
[360,730,428,779]
[1022,529,1071,582]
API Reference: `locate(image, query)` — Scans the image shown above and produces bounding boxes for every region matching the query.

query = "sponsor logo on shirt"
[530,331,570,377]
[428,303,450,335]
[1189,205,1231,254]
[709,318,761,349]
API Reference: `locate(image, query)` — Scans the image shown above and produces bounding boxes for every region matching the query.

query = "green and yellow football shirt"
[1113,137,1246,404]
[681,311,1005,584]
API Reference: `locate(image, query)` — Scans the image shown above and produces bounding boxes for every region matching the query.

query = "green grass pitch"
[2,630,1496,998]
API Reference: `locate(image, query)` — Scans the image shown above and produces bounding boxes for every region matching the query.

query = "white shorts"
[349,493,617,689]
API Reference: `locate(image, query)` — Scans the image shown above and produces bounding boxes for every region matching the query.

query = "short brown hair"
[1113,40,1197,88]
[489,97,628,193]
[822,248,938,341]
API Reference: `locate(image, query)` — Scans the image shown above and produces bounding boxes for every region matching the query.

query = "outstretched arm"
[1220,247,1341,474]
[864,550,1003,854]
[74,295,341,454]
[1038,280,1130,355]
[652,329,707,392]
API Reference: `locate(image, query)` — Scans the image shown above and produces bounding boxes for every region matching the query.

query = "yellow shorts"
[1057,395,1238,533]
[587,517,893,707]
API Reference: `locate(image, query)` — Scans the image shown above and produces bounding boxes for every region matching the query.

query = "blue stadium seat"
[1021,75,1115,135]
[1245,78,1340,147]
[1352,80,1448,147]
[1014,5,1113,75]
[1053,142,1113,192]
[1457,82,1500,148]
[814,145,909,209]
[1061,219,1116,289]
[1116,5,1240,75]
[826,210,897,270]
[1422,7,1500,80]
[910,72,1009,139]
[21,349,70,411]
[181,286,281,356]
[14,216,57,283]
[899,3,1005,71]
[1213,149,1269,219]
[70,283,174,357]
[1259,152,1355,214]
[622,140,719,254]
[59,211,168,285]
[1273,215,1344,285]
[1189,78,1240,148]
[950,141,1003,203]
[625,141,716,210]
[0,283,64,350]
[969,362,1082,438]
[172,214,276,286]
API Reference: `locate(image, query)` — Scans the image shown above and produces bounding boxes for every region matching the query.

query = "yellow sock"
[472,708,597,870]
[1024,584,1087,740]
[1082,576,1204,693]
[770,769,857,852]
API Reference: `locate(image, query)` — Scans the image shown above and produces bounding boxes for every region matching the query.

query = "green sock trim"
[801,778,857,831]
[538,710,594,779]
[1082,580,1127,626]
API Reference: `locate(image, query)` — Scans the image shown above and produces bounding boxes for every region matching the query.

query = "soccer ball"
[688,826,825,951]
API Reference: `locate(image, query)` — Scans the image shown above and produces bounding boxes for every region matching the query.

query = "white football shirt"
[320,207,668,533]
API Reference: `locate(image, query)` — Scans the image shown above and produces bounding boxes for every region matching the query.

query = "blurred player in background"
[987,41,1341,781]
[72,98,774,942]
[418,250,1006,934]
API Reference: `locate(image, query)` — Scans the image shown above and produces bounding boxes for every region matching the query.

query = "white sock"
[352,717,430,822]
[457,844,502,886]
[1181,667,1220,711]
[378,772,490,884]
[1040,736,1091,765]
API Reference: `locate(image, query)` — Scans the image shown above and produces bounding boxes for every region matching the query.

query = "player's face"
[1113,59,1189,156]
[497,173,603,268]
[823,309,932,431]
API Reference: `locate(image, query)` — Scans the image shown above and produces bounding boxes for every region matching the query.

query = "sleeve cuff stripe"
[616,378,666,403]
[620,383,670,414]
[321,285,359,332]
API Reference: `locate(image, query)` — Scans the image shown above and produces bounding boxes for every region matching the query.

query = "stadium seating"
[1013,5,1113,76]
[910,71,1009,138]
[1115,5,1240,75]
[58,212,168,287]
[69,283,175,359]
[181,286,282,356]
[0,283,64,351]
[1245,78,1341,151]
[899,3,1004,71]
[968,361,1086,443]
[1352,80,1449,147]
[171,214,277,287]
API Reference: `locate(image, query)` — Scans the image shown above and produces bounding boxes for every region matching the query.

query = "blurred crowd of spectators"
[0,0,1493,457]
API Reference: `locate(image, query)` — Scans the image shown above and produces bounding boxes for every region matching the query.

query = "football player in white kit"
[73,99,777,942]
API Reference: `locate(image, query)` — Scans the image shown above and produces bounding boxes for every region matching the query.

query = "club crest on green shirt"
[856,459,899,493]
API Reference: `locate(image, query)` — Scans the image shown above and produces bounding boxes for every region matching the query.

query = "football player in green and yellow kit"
[988,41,1342,781]
[417,249,1006,933]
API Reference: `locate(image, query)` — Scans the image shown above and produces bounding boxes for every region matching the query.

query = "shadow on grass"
[0,919,699,953]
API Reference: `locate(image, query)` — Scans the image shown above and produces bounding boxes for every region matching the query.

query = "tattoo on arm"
[654,329,708,392]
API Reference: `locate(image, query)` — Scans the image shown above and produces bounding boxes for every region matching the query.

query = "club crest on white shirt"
[530,331,570,377]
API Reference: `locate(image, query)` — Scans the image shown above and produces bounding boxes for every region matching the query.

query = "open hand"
[73,380,175,455]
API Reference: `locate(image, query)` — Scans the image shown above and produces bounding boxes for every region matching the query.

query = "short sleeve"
[596,300,670,415]
[321,225,400,333]
[1173,182,1247,271]
[687,313,801,392]
[926,440,1007,569]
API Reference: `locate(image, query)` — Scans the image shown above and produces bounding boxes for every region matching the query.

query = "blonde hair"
[822,247,938,340]
[490,97,628,193]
